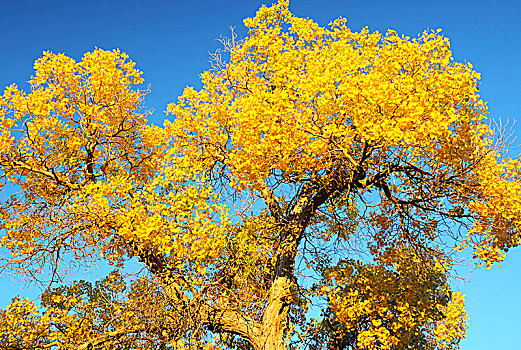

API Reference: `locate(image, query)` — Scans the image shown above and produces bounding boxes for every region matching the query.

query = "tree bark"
[253,276,293,350]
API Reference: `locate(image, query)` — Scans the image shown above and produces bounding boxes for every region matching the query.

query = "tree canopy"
[1,1,520,349]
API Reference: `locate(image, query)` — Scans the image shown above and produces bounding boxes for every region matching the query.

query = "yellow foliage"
[321,247,467,350]
[0,1,518,349]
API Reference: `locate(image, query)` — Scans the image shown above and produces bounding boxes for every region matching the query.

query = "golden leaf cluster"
[0,1,519,349]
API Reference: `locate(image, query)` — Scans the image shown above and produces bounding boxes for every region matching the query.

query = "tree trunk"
[253,276,293,350]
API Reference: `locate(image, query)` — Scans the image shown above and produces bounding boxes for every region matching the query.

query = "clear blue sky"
[0,1,520,348]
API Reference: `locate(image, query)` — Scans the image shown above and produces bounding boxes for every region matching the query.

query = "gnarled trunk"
[253,276,293,350]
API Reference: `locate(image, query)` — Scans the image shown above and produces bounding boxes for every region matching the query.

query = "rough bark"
[254,276,293,350]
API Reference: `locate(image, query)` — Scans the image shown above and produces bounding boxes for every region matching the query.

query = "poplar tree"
[1,2,519,349]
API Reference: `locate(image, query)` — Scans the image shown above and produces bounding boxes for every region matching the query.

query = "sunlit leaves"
[0,1,519,349]
[316,247,466,350]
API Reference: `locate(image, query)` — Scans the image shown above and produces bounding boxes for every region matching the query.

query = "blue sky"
[0,1,520,348]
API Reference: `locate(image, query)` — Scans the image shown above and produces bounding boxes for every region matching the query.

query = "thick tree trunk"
[253,276,293,350]
[252,234,300,350]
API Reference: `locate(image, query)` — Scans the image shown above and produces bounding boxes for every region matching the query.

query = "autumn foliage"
[1,1,520,349]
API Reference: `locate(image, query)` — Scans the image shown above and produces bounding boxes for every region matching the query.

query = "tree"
[0,1,520,349]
